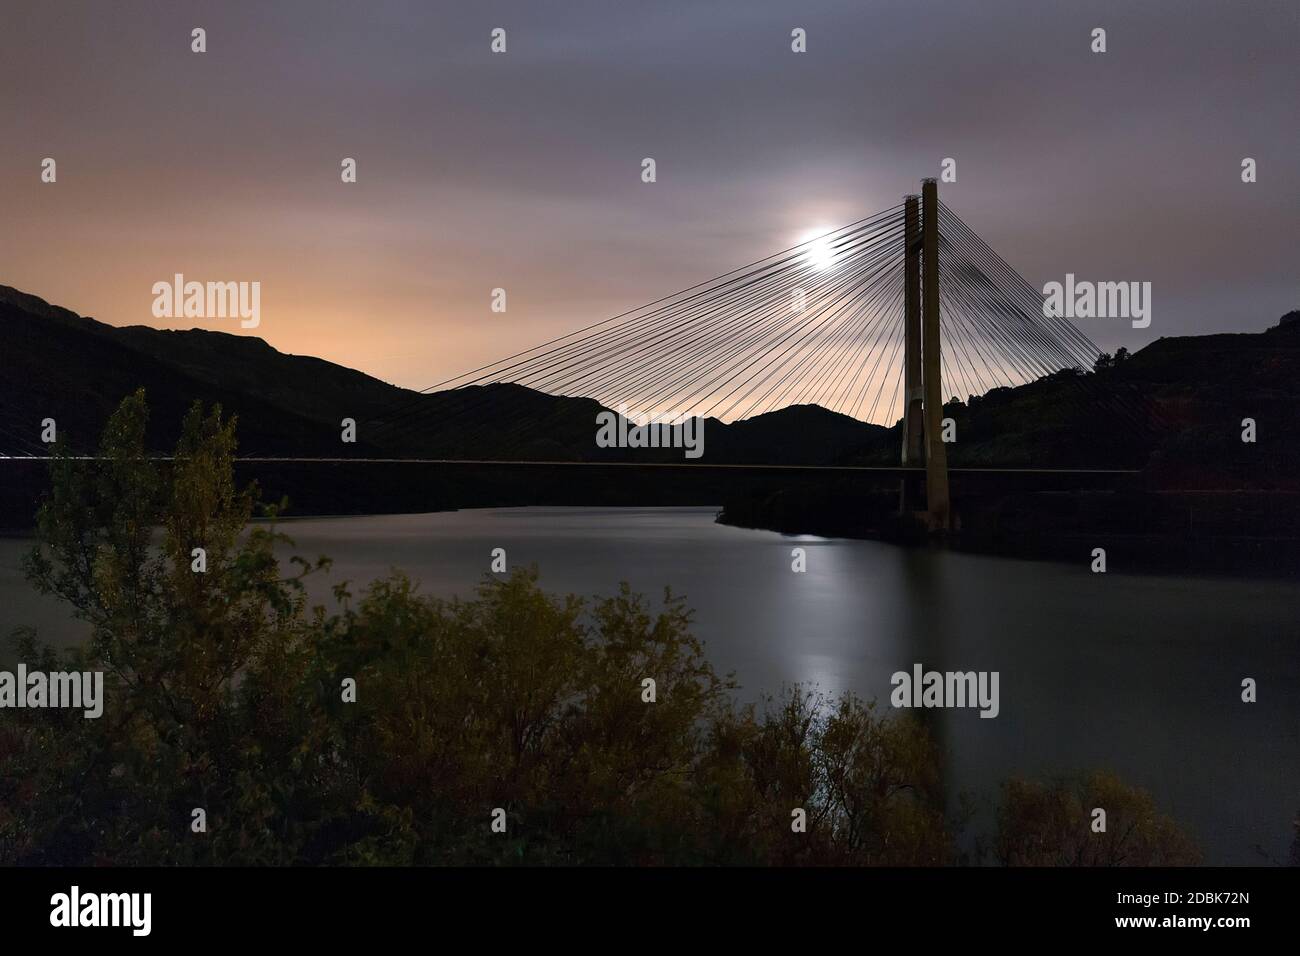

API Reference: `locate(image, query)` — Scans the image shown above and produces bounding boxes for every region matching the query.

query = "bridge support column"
[921,178,950,530]
[901,195,924,467]
[899,194,924,512]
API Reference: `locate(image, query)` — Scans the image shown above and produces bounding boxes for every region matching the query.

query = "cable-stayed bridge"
[4,181,1146,528]
[359,180,1129,527]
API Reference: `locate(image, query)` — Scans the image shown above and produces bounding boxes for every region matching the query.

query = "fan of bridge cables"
[366,201,1154,450]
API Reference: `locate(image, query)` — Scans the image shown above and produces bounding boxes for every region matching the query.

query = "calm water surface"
[3,506,1297,864]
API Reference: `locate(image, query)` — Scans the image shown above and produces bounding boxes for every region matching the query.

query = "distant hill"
[4,285,1299,543]
[4,284,1296,484]
[0,286,352,457]
[845,315,1300,488]
[0,285,886,464]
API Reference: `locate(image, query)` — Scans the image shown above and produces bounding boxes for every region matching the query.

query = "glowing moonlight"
[799,228,837,272]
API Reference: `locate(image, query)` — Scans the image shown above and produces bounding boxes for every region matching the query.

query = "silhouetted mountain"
[0,285,884,465]
[701,403,882,464]
[8,283,1295,569]
[3,285,1296,487]
[0,287,356,457]
[111,323,409,428]
[847,315,1300,487]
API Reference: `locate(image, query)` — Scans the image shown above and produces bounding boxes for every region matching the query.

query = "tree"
[11,389,327,864]
[994,771,1200,866]
[1093,348,1129,372]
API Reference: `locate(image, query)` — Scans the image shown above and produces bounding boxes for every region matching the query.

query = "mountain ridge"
[0,284,887,464]
[4,284,1296,483]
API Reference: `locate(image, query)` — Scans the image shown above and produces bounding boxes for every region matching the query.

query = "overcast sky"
[2,0,1296,392]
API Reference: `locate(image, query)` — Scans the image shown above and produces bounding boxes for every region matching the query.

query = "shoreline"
[715,486,1300,580]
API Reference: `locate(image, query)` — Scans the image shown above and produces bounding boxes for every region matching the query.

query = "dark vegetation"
[851,321,1300,484]
[0,393,1206,866]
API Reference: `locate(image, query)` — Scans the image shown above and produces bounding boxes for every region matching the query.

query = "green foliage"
[0,392,1201,866]
[994,771,1201,866]
[7,390,329,864]
[691,689,950,865]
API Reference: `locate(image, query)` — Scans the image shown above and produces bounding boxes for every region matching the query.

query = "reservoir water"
[3,506,1296,864]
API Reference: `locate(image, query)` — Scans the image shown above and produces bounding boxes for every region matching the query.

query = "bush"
[995,771,1201,866]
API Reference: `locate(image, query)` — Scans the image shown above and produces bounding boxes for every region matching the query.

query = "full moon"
[799,228,837,272]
